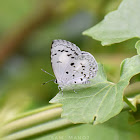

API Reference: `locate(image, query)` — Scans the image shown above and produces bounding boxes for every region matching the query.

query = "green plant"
[1,0,140,139]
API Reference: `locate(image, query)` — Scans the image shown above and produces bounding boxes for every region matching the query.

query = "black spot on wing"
[66,71,69,74]
[70,63,74,66]
[52,53,57,56]
[74,52,78,55]
[52,40,55,45]
[71,48,76,51]
[67,54,72,56]
[57,61,62,63]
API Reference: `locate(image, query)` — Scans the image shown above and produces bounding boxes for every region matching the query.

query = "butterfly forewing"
[51,40,80,84]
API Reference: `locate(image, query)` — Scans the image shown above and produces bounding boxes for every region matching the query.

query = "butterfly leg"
[61,89,63,96]
[82,80,90,84]
[58,86,63,96]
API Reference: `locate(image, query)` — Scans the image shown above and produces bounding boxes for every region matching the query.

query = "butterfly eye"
[54,79,57,83]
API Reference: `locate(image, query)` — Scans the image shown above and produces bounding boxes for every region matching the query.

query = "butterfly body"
[51,40,98,90]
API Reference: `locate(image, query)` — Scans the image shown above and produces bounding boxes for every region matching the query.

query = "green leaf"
[50,64,124,124]
[135,40,140,55]
[83,0,140,46]
[50,46,140,124]
[120,55,140,81]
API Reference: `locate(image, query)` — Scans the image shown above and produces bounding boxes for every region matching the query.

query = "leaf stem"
[1,95,139,139]
[3,118,74,140]
[0,104,75,139]
[123,96,137,112]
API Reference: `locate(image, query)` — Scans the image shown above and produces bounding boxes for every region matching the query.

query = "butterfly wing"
[61,51,98,85]
[51,39,98,87]
[51,39,81,85]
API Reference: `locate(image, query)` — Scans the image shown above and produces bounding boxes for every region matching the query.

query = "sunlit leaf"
[50,45,140,124]
[83,0,140,46]
[135,40,140,55]
[120,55,140,82]
[50,64,123,124]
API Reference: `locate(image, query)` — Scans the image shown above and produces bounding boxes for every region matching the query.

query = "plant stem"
[0,104,75,139]
[3,118,74,140]
[123,96,137,112]
[1,96,139,139]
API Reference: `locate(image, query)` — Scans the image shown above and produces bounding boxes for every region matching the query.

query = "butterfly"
[50,39,98,92]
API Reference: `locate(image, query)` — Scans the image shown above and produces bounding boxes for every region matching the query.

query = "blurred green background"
[0,0,140,139]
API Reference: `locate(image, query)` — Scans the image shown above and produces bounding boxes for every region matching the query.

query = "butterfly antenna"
[41,69,55,78]
[42,79,55,85]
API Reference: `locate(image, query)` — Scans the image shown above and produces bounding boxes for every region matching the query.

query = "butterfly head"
[54,79,64,87]
[54,79,58,84]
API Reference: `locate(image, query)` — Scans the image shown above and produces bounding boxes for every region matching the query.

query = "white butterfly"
[50,39,98,92]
